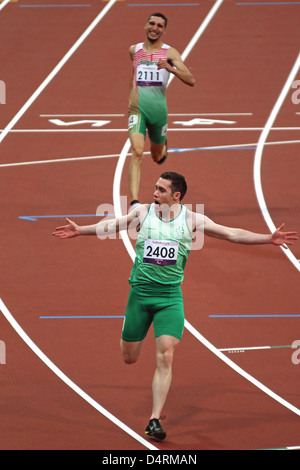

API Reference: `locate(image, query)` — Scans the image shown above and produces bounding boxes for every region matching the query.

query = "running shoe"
[145,418,166,441]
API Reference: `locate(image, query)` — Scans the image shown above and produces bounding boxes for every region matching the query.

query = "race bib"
[143,239,179,265]
[136,64,162,86]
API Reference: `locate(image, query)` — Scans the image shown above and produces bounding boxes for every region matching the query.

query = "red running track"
[0,0,300,451]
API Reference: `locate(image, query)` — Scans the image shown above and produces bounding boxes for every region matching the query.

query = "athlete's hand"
[271,223,298,249]
[52,218,80,239]
[157,59,172,72]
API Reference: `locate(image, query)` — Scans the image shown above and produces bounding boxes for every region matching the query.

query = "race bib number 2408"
[143,239,179,266]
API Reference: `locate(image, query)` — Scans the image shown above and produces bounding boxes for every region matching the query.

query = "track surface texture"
[0,0,300,451]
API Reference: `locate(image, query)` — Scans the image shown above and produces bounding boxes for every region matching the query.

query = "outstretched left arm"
[195,214,298,249]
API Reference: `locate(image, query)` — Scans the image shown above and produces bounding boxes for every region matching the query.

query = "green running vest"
[129,204,193,287]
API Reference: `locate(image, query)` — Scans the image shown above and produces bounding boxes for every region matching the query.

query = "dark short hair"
[148,12,168,27]
[160,172,187,201]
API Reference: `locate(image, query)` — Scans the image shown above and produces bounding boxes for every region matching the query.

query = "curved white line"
[0,299,158,450]
[254,53,300,273]
[113,5,300,417]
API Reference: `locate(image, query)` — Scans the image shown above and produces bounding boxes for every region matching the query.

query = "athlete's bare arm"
[156,47,195,86]
[52,204,150,239]
[188,210,297,249]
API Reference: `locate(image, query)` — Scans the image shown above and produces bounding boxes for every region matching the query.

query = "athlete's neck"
[143,40,163,54]
[157,203,181,221]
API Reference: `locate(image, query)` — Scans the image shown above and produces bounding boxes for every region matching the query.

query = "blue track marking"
[20,4,92,7]
[19,214,114,221]
[210,315,300,318]
[40,315,124,319]
[170,146,256,152]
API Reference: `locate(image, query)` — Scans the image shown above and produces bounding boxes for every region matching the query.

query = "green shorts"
[128,109,167,145]
[121,284,185,342]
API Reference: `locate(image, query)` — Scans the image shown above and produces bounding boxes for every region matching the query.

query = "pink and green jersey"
[130,42,171,117]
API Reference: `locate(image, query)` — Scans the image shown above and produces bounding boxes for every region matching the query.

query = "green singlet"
[122,204,193,342]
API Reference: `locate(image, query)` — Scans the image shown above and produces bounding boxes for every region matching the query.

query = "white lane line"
[0,298,158,451]
[113,1,300,419]
[1,139,299,169]
[0,153,121,168]
[219,346,271,352]
[184,322,300,417]
[0,0,118,144]
[0,0,10,11]
[1,127,300,133]
[40,114,125,117]
[168,0,224,85]
[254,52,300,273]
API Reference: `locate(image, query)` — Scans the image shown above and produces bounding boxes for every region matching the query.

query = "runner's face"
[145,16,166,42]
[153,178,177,209]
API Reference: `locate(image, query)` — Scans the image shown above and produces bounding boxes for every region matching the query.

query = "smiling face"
[145,15,166,43]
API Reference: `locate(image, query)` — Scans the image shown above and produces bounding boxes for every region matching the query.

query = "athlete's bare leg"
[129,135,167,203]
[129,133,145,203]
[150,335,180,419]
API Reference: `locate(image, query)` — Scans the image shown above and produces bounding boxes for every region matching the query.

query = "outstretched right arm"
[52,204,149,239]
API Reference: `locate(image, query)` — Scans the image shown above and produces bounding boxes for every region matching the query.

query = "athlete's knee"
[156,336,179,369]
[156,348,174,370]
[130,136,145,161]
[122,352,138,365]
[120,339,142,365]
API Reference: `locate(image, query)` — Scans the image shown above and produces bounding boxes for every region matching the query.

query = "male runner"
[52,172,297,441]
[128,13,195,209]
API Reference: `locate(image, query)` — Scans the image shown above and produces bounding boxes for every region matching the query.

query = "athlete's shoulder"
[129,43,144,58]
[185,206,205,233]
[129,44,136,58]
[167,46,181,58]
